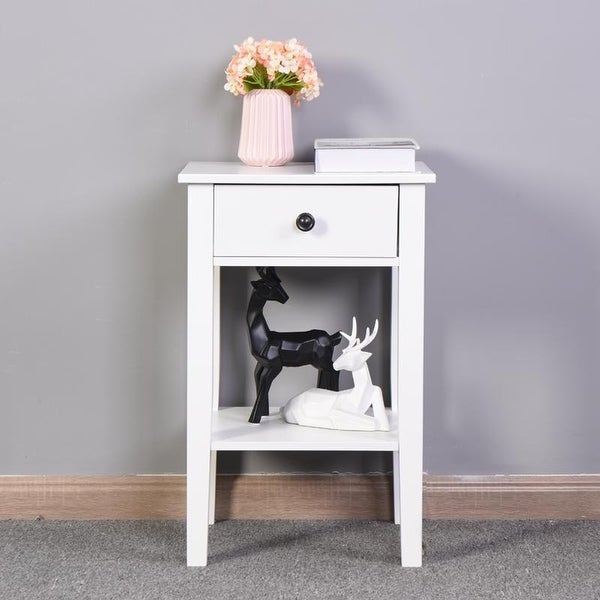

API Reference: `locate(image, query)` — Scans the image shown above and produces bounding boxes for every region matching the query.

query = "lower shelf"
[211,407,398,451]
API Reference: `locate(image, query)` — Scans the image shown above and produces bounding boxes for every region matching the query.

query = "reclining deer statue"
[246,267,341,423]
[280,317,390,431]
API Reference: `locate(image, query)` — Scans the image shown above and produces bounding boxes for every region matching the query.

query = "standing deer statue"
[280,317,389,431]
[246,267,341,423]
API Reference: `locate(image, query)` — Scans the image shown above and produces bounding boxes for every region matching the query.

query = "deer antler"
[355,319,379,351]
[341,318,379,353]
[340,316,358,353]
[256,266,281,282]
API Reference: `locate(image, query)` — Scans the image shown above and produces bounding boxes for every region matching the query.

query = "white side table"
[178,162,436,567]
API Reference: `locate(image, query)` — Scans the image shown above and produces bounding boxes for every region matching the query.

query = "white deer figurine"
[280,317,390,431]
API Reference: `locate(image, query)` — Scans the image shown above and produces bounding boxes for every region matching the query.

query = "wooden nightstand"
[178,161,436,567]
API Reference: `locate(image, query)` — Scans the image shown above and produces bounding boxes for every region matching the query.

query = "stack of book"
[314,137,419,173]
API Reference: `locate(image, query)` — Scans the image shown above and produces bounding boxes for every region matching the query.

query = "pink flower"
[224,37,323,104]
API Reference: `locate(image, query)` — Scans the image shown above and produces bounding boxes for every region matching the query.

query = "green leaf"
[242,64,308,93]
[254,63,269,88]
[242,63,270,91]
[243,80,262,92]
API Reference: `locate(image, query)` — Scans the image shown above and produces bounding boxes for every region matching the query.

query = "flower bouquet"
[225,37,322,105]
[224,38,322,166]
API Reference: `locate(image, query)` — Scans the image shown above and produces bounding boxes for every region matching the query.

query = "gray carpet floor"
[1,520,599,599]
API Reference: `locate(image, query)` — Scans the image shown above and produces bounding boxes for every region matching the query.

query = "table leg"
[186,184,214,567]
[209,451,217,525]
[390,266,401,525]
[397,184,425,567]
[208,266,220,525]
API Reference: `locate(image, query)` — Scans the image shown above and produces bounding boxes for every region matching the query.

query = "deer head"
[250,266,290,304]
[333,317,379,372]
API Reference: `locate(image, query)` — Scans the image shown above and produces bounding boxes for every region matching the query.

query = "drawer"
[213,185,398,257]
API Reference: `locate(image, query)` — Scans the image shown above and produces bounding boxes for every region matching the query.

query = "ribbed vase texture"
[238,89,294,167]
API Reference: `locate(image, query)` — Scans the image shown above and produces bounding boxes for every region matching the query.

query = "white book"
[314,137,419,173]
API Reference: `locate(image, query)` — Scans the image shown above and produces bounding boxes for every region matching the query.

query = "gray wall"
[1,0,599,476]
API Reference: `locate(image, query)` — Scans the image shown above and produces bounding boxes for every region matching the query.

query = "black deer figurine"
[246,267,341,423]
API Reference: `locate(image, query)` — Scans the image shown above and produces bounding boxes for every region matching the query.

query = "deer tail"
[330,331,343,347]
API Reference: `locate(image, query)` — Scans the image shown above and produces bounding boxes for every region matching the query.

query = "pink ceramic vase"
[238,89,294,167]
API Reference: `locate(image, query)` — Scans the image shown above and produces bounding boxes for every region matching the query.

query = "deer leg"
[249,364,282,424]
[317,368,340,392]
[249,363,266,424]
[253,363,264,394]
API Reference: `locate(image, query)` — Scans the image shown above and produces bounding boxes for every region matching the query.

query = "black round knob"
[296,212,315,232]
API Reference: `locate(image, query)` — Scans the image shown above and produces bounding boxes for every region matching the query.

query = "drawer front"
[214,185,398,257]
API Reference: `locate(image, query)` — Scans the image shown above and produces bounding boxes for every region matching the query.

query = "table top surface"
[178,161,436,184]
